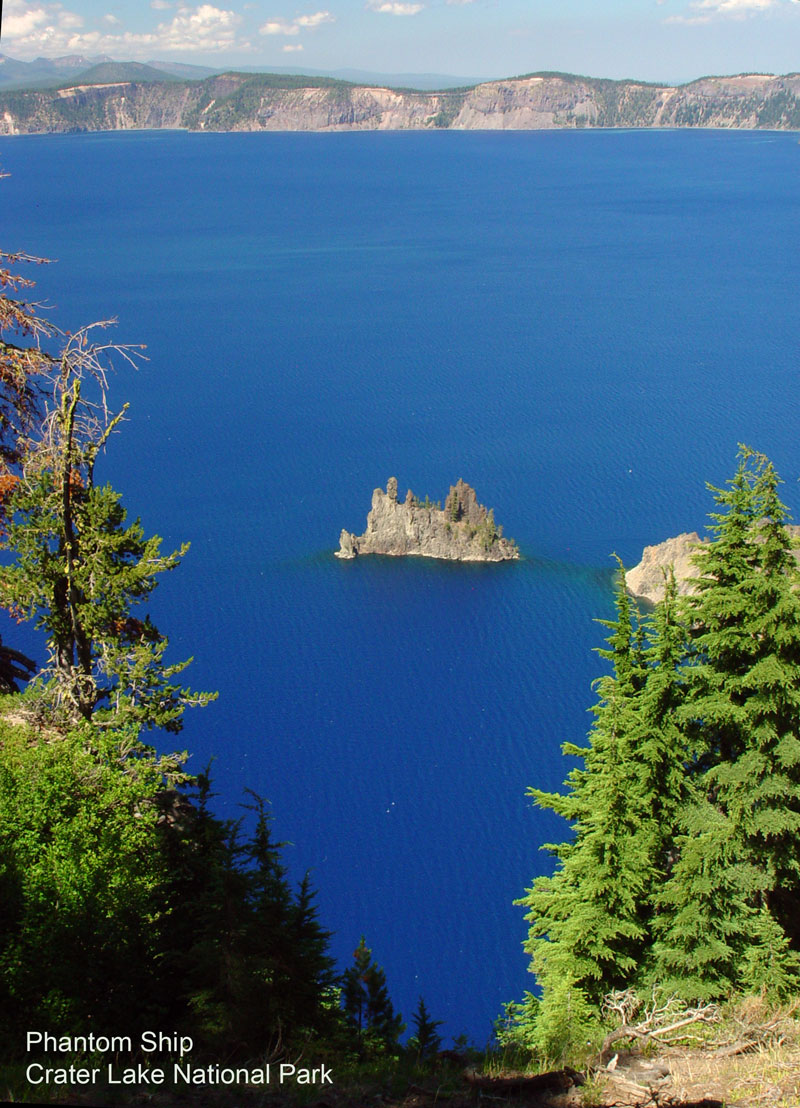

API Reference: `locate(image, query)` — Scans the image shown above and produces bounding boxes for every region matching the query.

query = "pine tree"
[517,448,800,1024]
[0,340,214,731]
[342,936,404,1053]
[629,569,689,897]
[654,448,800,998]
[407,997,443,1060]
[236,792,339,1042]
[286,874,340,1036]
[519,565,654,1004]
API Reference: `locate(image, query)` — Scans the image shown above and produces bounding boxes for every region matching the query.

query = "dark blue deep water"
[2,128,800,1042]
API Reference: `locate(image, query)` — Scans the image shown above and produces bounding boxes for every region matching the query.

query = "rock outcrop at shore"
[625,533,707,605]
[336,477,519,562]
[625,525,800,604]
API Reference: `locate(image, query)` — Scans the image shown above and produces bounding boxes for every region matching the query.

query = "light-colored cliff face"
[0,79,197,132]
[625,533,707,605]
[212,86,450,131]
[336,477,519,562]
[626,524,800,604]
[454,76,609,129]
[654,73,800,129]
[1,71,800,135]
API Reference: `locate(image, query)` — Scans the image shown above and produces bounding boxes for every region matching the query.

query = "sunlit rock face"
[336,478,519,563]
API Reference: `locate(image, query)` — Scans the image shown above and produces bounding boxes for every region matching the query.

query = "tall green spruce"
[654,448,800,998]
[343,937,405,1053]
[519,447,800,1038]
[519,564,688,1045]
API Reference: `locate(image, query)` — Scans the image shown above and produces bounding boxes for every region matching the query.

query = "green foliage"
[495,991,540,1053]
[515,448,800,1054]
[0,713,185,1045]
[407,997,443,1059]
[342,937,405,1054]
[0,720,342,1058]
[530,979,602,1066]
[412,494,440,510]
[520,566,660,1004]
[0,362,215,732]
[429,103,461,128]
[475,509,499,551]
[653,448,800,996]
[2,469,211,731]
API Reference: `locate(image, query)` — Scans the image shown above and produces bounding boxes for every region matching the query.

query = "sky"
[2,0,800,83]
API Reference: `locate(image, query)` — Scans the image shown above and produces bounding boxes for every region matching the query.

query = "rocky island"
[336,478,519,562]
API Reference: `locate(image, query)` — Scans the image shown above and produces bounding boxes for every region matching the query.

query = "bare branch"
[598,990,721,1063]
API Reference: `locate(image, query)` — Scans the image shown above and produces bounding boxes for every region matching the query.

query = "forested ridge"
[1,186,799,1105]
[2,68,800,134]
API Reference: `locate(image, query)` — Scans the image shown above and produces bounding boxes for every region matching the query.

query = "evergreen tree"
[628,569,690,910]
[0,716,186,1045]
[516,447,800,1029]
[652,796,797,1001]
[654,448,800,996]
[155,768,251,1048]
[0,343,214,731]
[519,565,654,1005]
[237,792,339,1043]
[342,936,404,1052]
[286,873,341,1036]
[407,997,443,1060]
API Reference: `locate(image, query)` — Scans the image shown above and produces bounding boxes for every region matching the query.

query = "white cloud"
[58,10,83,29]
[666,0,788,21]
[367,1,425,13]
[697,0,775,10]
[296,10,334,27]
[103,14,121,25]
[150,0,172,9]
[160,4,241,47]
[259,10,334,35]
[2,0,249,57]
[3,1,63,38]
[260,18,299,34]
[282,43,304,51]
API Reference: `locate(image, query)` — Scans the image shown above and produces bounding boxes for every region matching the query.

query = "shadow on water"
[283,545,618,595]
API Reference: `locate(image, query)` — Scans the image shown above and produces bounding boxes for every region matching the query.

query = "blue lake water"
[2,127,800,1042]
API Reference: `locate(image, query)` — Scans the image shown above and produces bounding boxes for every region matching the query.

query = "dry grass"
[588,1039,800,1107]
[667,1038,800,1107]
[584,994,800,1107]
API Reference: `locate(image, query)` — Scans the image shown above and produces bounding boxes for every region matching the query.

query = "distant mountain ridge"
[0,53,116,90]
[0,53,484,92]
[0,63,799,134]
